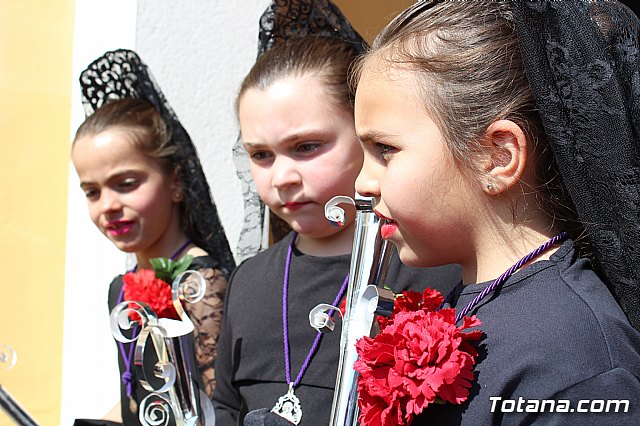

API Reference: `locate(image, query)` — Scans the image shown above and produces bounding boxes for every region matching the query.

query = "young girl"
[353,0,640,424]
[71,50,235,425]
[212,32,461,425]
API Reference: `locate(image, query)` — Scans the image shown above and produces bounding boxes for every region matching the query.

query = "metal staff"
[310,195,395,426]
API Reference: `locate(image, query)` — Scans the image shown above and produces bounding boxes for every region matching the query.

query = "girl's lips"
[283,201,310,211]
[105,221,134,236]
[374,210,398,239]
[381,222,398,239]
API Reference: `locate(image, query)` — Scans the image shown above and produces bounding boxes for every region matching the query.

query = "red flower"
[377,288,445,331]
[123,269,180,320]
[354,288,482,426]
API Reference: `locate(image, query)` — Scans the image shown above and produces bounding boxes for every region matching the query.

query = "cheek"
[313,148,363,193]
[87,202,102,227]
[380,164,412,201]
[131,184,175,222]
[144,192,172,216]
[249,167,273,200]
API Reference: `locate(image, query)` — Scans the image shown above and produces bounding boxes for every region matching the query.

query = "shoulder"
[189,254,220,271]
[487,244,640,381]
[186,248,229,277]
[232,232,294,277]
[550,251,640,368]
[107,274,125,310]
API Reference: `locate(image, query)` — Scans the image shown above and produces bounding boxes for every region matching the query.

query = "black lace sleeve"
[184,257,228,398]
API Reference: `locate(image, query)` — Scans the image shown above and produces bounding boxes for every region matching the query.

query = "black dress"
[213,232,461,426]
[414,241,640,425]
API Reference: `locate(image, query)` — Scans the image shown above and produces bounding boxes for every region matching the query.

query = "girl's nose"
[355,160,380,197]
[100,189,123,213]
[271,156,302,189]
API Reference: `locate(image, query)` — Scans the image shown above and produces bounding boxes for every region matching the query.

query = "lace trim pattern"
[184,266,228,397]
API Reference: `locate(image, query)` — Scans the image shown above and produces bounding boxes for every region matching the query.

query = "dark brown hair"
[237,35,360,112]
[74,98,176,174]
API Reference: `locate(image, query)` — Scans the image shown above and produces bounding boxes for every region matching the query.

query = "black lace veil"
[232,0,367,262]
[79,49,236,276]
[512,1,640,330]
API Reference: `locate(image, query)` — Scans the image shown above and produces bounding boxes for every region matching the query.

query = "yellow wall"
[333,0,415,43]
[0,0,74,423]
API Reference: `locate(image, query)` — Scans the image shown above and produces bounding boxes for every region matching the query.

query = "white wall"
[61,1,269,423]
[135,0,268,249]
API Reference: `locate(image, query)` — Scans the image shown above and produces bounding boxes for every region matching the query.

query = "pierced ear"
[481,119,527,195]
[173,190,184,202]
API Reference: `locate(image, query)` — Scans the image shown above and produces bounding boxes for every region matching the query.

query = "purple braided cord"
[283,233,349,387]
[455,232,568,323]
[116,239,192,397]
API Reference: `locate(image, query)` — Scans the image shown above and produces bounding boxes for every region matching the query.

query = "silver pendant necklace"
[271,383,303,424]
[271,234,349,424]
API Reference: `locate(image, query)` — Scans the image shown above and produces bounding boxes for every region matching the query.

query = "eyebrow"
[79,169,139,189]
[243,129,329,148]
[357,130,395,144]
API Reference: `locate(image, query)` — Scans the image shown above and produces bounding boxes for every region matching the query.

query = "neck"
[462,223,561,285]
[294,222,355,257]
[135,231,191,270]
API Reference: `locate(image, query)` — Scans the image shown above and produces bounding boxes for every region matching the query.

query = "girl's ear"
[481,119,527,195]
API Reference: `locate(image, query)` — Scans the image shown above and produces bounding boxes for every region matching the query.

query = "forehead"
[355,57,422,118]
[72,129,162,175]
[238,74,354,144]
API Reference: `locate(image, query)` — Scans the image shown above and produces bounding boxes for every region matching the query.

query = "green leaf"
[172,255,193,278]
[149,255,194,283]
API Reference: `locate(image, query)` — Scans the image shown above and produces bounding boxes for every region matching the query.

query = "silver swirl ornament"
[324,195,355,227]
[109,270,212,426]
[139,393,173,426]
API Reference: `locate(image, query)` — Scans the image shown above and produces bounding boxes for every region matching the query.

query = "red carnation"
[123,269,180,320]
[355,306,482,426]
[377,288,445,331]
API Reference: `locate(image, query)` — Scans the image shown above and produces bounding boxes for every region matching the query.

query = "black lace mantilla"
[513,0,640,330]
[257,0,366,57]
[80,50,236,275]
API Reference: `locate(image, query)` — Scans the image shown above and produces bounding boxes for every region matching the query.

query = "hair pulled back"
[238,35,360,112]
[354,0,584,246]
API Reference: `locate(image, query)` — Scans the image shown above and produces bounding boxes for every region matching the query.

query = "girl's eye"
[118,178,139,192]
[296,142,321,154]
[249,151,273,162]
[84,188,99,200]
[376,143,397,160]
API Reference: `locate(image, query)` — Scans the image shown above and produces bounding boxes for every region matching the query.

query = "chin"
[288,218,336,237]
[396,245,431,268]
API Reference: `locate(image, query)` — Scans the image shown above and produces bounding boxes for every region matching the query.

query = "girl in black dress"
[71,49,235,425]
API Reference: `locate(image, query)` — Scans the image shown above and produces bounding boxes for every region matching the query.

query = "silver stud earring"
[486,183,494,191]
